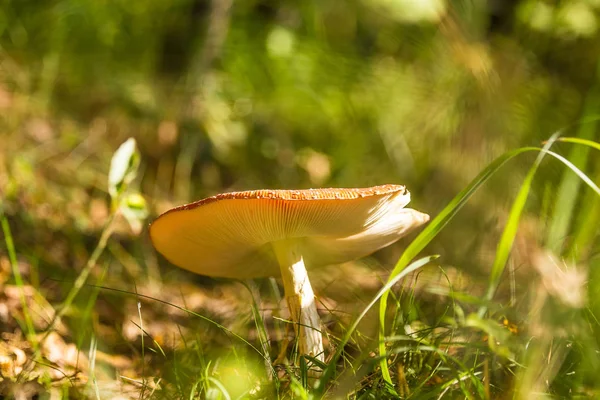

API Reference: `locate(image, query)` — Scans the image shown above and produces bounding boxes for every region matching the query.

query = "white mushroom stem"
[272,240,324,365]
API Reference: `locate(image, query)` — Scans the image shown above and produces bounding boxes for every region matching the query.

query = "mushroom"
[149,184,429,367]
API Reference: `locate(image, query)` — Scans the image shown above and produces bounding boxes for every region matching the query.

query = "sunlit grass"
[3,128,600,400]
[2,134,600,398]
[3,2,600,398]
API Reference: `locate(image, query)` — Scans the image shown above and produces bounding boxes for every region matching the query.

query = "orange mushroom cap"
[149,184,429,279]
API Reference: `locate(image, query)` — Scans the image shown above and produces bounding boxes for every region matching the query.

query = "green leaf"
[120,192,149,235]
[464,314,514,359]
[108,138,140,200]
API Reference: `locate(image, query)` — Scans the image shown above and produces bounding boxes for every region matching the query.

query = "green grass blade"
[481,138,559,308]
[88,335,101,400]
[542,149,600,196]
[554,137,600,151]
[242,280,274,379]
[207,377,232,400]
[313,255,438,396]
[376,145,543,388]
[1,216,37,345]
[552,138,600,259]
[374,134,600,389]
[546,121,597,253]
[481,143,600,309]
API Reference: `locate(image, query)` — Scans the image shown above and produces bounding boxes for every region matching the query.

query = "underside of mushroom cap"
[149,184,429,279]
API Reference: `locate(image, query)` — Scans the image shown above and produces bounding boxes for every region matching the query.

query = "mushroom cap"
[149,184,429,279]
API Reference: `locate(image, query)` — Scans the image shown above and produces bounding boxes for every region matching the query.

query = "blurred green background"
[2,0,599,280]
[1,0,600,398]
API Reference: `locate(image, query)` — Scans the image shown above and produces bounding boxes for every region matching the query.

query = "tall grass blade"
[481,136,559,308]
[313,255,438,397]
[376,136,600,389]
[88,335,101,400]
[542,149,600,197]
[242,280,274,380]
[377,145,544,388]
[1,216,37,345]
[554,137,600,151]
[546,112,598,254]
[552,138,600,259]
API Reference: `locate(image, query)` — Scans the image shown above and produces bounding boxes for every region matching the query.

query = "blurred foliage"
[1,0,600,398]
[2,0,599,277]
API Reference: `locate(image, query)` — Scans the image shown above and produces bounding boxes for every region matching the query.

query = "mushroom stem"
[272,240,324,366]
